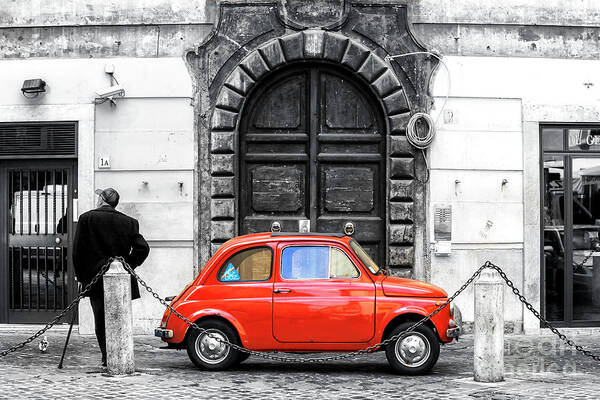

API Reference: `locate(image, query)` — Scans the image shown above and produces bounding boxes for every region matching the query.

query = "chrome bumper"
[155,328,174,339]
[446,326,462,338]
[446,303,463,339]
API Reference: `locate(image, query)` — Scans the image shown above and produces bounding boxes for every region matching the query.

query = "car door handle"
[273,288,292,294]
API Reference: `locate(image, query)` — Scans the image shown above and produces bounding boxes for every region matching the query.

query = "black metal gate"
[0,161,77,323]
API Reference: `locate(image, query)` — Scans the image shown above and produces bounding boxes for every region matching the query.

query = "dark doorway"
[239,65,386,265]
[0,160,77,323]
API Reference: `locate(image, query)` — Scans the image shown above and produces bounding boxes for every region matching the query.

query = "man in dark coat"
[73,187,149,366]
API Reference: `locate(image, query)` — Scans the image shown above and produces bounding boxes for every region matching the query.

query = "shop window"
[541,125,600,326]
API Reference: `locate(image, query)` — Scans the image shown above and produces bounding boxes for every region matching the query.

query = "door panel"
[250,165,304,213]
[322,74,373,131]
[252,74,307,131]
[321,166,375,213]
[272,243,375,343]
[240,70,310,235]
[316,71,384,264]
[241,162,308,234]
[1,162,76,323]
[273,280,376,343]
[240,65,385,266]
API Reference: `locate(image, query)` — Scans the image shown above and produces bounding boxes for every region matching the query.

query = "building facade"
[0,0,598,334]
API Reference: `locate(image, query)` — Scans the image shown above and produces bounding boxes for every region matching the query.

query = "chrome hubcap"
[395,332,430,368]
[195,329,230,364]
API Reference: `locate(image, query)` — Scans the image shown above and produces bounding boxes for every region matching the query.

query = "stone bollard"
[103,260,135,375]
[473,268,504,383]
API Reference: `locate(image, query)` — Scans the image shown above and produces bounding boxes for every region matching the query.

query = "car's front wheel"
[385,322,440,375]
[186,320,242,370]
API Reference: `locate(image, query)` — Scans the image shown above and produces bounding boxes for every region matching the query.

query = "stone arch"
[211,29,411,134]
[208,29,416,270]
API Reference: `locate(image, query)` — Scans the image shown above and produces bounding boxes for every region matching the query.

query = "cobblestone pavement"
[1,327,599,399]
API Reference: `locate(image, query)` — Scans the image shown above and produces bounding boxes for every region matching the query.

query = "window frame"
[278,244,361,281]
[216,245,274,284]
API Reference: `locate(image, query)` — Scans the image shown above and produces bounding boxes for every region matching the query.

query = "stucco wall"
[2,1,600,59]
[428,56,600,332]
[1,0,600,334]
[0,57,195,333]
[0,0,215,26]
[411,0,600,59]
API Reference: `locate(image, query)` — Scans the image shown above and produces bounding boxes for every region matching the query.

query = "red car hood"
[381,276,448,298]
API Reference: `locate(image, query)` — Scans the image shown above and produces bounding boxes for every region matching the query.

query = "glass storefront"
[542,126,600,326]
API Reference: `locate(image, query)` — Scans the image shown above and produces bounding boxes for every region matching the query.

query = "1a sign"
[98,156,111,169]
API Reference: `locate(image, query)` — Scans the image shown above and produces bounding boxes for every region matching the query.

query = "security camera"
[95,84,125,99]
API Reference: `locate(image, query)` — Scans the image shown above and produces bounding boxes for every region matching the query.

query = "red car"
[155,233,462,374]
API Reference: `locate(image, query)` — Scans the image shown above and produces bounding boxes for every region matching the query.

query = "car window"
[349,239,380,274]
[330,248,359,278]
[217,247,272,282]
[281,246,359,280]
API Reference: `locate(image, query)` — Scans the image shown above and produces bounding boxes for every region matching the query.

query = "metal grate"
[0,123,76,158]
[8,168,69,311]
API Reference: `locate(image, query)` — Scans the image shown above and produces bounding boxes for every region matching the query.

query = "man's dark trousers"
[89,294,106,362]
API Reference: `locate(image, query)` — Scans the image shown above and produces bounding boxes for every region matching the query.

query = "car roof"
[198,233,358,284]
[220,232,351,249]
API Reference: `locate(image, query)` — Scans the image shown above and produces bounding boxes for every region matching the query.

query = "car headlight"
[449,302,455,316]
[160,310,171,328]
[450,303,462,327]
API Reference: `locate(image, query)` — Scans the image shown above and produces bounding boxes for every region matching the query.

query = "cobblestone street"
[1,327,599,399]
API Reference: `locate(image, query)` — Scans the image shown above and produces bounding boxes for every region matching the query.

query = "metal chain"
[0,259,112,357]
[573,250,594,269]
[485,261,600,362]
[4,256,599,365]
[123,258,488,363]
[40,270,56,286]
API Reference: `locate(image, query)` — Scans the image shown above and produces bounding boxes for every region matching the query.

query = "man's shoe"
[101,358,107,367]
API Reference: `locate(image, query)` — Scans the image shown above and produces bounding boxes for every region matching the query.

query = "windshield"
[349,239,381,274]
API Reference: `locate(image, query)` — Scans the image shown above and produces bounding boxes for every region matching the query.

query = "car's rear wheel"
[385,322,440,375]
[186,320,242,370]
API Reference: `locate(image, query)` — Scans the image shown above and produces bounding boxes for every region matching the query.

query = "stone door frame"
[187,1,439,278]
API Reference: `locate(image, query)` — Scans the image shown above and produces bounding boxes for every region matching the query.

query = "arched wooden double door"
[239,65,386,265]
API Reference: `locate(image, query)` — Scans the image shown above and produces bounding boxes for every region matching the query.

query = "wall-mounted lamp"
[21,79,46,98]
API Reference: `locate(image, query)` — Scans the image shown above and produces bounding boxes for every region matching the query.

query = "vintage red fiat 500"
[155,233,461,374]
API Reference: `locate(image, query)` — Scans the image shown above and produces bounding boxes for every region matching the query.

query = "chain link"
[128,258,600,364]
[3,257,599,365]
[573,250,594,270]
[484,261,600,362]
[124,258,488,363]
[0,259,112,357]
